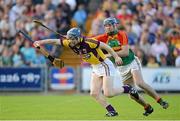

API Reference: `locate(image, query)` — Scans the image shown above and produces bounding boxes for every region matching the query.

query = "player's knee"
[90,92,99,99]
[104,91,113,98]
[136,80,145,88]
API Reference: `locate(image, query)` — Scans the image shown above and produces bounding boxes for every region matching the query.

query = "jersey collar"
[107,30,118,36]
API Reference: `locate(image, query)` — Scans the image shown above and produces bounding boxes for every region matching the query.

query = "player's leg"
[90,72,117,117]
[123,77,154,116]
[132,57,169,109]
[102,76,139,99]
[102,75,138,117]
[101,59,139,98]
[118,61,154,116]
[102,76,123,97]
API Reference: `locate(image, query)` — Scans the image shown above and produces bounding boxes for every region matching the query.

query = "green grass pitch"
[0,93,180,120]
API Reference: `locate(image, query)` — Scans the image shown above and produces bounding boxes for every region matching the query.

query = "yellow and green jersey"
[94,31,135,66]
[60,38,106,65]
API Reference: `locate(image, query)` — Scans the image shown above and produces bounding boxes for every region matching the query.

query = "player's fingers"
[33,41,40,48]
[53,58,64,68]
[116,59,123,66]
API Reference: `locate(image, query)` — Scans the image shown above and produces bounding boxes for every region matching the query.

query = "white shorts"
[118,56,141,82]
[92,58,116,77]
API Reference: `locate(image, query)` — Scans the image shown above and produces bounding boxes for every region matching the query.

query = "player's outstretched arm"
[33,39,61,47]
[116,45,129,57]
[99,42,123,65]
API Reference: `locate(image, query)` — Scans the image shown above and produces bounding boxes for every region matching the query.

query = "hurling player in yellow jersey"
[33,27,139,117]
[94,17,169,116]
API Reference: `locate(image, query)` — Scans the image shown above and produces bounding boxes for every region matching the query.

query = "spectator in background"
[168,26,180,50]
[65,0,77,11]
[73,4,87,32]
[15,19,26,32]
[20,40,36,66]
[44,10,56,32]
[12,44,25,67]
[102,0,119,15]
[174,48,180,67]
[131,19,142,39]
[89,10,106,36]
[0,20,14,47]
[0,55,2,66]
[116,2,133,26]
[0,9,16,37]
[165,40,176,66]
[24,17,35,32]
[14,32,25,48]
[32,0,43,5]
[57,0,72,20]
[163,0,175,17]
[139,29,151,56]
[24,0,34,17]
[30,27,40,41]
[173,7,180,26]
[134,2,145,24]
[156,2,166,22]
[32,50,46,67]
[9,0,26,23]
[88,0,101,14]
[33,4,45,20]
[150,34,168,62]
[0,47,12,67]
[159,53,170,67]
[135,48,147,66]
[0,41,4,54]
[0,6,4,19]
[124,22,138,46]
[144,14,159,37]
[55,7,70,35]
[143,2,156,16]
[43,0,56,11]
[146,55,159,68]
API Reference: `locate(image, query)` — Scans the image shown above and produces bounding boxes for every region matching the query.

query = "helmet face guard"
[67,28,81,40]
[67,34,78,41]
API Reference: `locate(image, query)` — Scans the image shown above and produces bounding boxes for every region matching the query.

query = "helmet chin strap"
[107,30,118,36]
[71,37,82,47]
[107,25,118,35]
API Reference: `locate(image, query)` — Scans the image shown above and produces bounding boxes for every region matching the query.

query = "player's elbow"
[121,46,129,57]
[123,50,129,56]
[118,50,129,57]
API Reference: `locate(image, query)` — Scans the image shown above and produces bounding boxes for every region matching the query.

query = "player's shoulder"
[84,37,100,49]
[85,37,99,44]
[61,39,70,47]
[118,30,127,36]
[94,33,108,39]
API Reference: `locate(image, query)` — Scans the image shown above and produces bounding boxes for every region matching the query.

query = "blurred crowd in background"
[0,0,180,67]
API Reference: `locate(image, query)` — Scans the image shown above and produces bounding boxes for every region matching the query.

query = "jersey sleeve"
[86,38,100,49]
[60,39,70,48]
[118,31,128,45]
[93,34,107,43]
